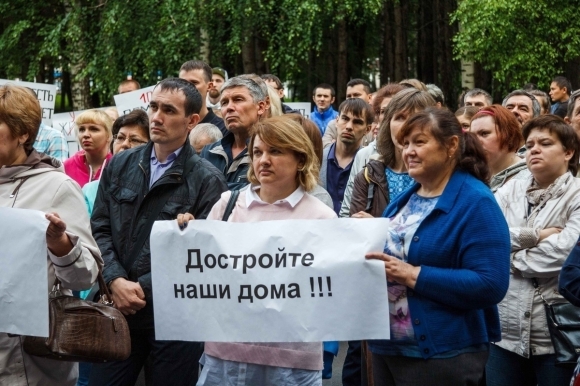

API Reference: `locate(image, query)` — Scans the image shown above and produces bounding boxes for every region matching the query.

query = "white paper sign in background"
[114,86,156,117]
[0,208,49,337]
[286,102,312,119]
[151,218,390,343]
[0,79,57,126]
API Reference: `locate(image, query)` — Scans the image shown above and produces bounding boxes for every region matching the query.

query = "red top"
[63,151,112,188]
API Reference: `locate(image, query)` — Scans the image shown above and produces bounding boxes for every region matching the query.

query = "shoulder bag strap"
[222,190,240,221]
[124,155,197,274]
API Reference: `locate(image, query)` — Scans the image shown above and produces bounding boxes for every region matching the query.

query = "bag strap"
[124,155,197,275]
[222,190,240,221]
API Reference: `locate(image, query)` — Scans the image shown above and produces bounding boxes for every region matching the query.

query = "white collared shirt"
[246,185,305,209]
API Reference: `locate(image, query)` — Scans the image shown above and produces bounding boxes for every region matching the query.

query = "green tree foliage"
[452,0,580,93]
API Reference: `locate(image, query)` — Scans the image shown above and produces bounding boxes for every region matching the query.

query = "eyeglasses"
[113,134,148,146]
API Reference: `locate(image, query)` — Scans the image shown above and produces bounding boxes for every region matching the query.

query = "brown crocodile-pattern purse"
[23,270,131,363]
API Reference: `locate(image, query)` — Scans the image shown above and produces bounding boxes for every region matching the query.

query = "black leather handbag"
[533,278,580,366]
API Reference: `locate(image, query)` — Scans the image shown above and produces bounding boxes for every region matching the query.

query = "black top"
[201,108,227,136]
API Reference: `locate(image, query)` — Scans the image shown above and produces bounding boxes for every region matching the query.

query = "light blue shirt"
[149,146,183,188]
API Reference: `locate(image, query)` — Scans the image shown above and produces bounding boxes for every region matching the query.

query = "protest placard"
[151,218,390,343]
[0,79,57,126]
[0,208,49,337]
[114,85,156,116]
[286,102,312,118]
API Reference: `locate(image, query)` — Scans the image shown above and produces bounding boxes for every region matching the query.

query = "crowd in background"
[1,60,580,386]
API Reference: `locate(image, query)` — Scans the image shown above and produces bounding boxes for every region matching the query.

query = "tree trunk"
[241,32,256,74]
[200,28,210,63]
[336,19,348,105]
[393,2,408,81]
[64,0,91,110]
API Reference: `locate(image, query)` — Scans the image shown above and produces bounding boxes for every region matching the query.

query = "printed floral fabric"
[383,193,438,340]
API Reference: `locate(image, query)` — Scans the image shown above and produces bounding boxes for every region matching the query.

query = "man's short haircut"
[471,105,523,153]
[190,123,223,144]
[154,77,203,116]
[238,74,269,99]
[568,90,580,120]
[372,83,407,113]
[312,83,336,97]
[502,89,541,118]
[179,60,212,83]
[118,79,140,93]
[0,84,41,154]
[426,84,445,106]
[346,78,372,95]
[338,98,375,126]
[112,109,150,139]
[464,88,492,106]
[261,74,283,90]
[552,76,572,95]
[221,76,267,103]
[529,90,551,114]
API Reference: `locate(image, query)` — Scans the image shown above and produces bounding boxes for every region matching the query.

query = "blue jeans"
[486,344,574,386]
[88,328,203,386]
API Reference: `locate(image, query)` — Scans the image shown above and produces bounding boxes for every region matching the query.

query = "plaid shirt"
[33,123,69,161]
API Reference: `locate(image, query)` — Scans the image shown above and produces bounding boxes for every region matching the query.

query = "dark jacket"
[91,141,227,329]
[200,131,250,190]
[200,108,227,136]
[350,159,389,218]
[560,244,580,307]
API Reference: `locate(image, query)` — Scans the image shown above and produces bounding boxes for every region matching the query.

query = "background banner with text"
[151,218,390,342]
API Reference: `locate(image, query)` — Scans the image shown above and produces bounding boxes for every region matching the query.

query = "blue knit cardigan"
[370,170,511,359]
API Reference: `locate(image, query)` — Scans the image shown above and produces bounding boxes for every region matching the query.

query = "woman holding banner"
[178,115,336,385]
[0,84,102,386]
[63,109,113,187]
[365,108,511,385]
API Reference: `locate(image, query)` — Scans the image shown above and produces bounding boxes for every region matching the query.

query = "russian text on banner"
[0,208,49,337]
[0,79,57,126]
[151,218,390,343]
[114,86,156,117]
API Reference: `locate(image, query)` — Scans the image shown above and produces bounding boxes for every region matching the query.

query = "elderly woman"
[365,108,510,385]
[0,85,101,385]
[470,105,529,192]
[64,109,113,187]
[487,115,580,386]
[349,90,435,218]
[178,115,336,385]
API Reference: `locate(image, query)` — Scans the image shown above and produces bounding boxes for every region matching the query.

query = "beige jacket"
[0,153,102,386]
[494,172,580,358]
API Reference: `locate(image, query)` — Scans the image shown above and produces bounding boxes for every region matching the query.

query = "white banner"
[0,79,57,126]
[286,102,312,119]
[151,218,390,342]
[0,208,49,337]
[114,86,156,117]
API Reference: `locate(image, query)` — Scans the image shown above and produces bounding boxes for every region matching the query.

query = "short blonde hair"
[75,109,114,137]
[0,85,41,154]
[248,116,319,192]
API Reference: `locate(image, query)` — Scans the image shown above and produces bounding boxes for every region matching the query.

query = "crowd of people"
[1,59,580,386]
